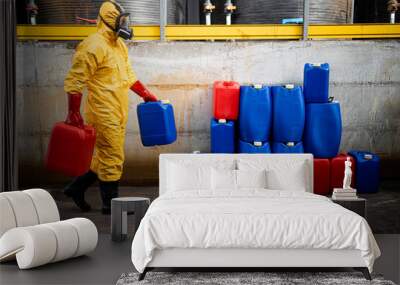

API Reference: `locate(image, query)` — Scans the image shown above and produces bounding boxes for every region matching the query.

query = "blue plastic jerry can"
[238,140,271,154]
[210,119,235,153]
[348,151,380,193]
[137,100,177,147]
[303,102,342,158]
[272,141,304,154]
[272,85,305,143]
[304,63,330,103]
[239,85,272,143]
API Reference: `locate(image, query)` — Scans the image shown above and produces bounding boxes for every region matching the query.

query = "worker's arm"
[388,0,400,12]
[65,93,84,127]
[64,42,103,126]
[130,80,158,102]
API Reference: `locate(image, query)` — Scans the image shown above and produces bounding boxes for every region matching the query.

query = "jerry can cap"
[253,84,263,89]
[254,141,262,147]
[364,154,373,160]
[286,142,295,147]
[161,100,170,104]
[218,119,227,124]
[312,63,322,67]
[285,84,295,89]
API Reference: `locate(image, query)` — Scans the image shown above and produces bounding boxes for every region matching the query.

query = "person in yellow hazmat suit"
[63,1,158,214]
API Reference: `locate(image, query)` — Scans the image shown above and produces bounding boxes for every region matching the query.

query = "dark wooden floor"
[2,182,399,285]
[1,234,399,285]
[47,180,400,235]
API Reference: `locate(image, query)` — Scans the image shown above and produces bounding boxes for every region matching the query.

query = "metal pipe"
[203,0,215,25]
[390,12,396,24]
[226,13,231,25]
[350,0,355,24]
[160,0,167,41]
[303,0,309,41]
[224,0,236,25]
[27,0,38,25]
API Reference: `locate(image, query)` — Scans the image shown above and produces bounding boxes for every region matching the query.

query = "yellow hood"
[97,1,121,41]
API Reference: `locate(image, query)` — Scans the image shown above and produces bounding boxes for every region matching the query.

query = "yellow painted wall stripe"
[17,24,400,41]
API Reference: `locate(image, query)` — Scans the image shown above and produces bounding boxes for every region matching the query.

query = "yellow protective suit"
[64,1,137,182]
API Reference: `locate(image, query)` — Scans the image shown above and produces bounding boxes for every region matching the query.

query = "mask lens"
[119,15,130,29]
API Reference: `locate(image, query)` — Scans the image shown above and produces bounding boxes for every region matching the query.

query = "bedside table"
[111,197,150,242]
[331,197,367,219]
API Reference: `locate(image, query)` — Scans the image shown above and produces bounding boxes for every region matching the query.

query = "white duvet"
[131,190,380,273]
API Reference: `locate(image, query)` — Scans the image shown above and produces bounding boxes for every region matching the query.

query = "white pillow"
[266,167,306,192]
[167,163,212,191]
[211,168,237,191]
[236,169,267,189]
[237,158,308,192]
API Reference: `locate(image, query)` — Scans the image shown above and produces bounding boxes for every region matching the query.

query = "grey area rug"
[117,272,396,285]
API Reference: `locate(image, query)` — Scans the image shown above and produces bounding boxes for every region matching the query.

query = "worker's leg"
[64,170,97,211]
[92,122,126,214]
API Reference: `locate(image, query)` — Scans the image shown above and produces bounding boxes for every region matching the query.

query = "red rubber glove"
[65,92,84,128]
[130,80,158,102]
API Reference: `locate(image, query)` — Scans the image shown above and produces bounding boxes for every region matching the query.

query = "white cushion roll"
[0,226,57,269]
[42,221,79,262]
[64,218,98,257]
[23,189,60,223]
[1,192,39,227]
[0,196,17,237]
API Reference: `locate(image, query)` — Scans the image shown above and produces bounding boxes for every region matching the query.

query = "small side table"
[331,197,367,219]
[111,197,150,242]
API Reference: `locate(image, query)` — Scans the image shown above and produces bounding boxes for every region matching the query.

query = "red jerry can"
[330,154,356,191]
[45,94,96,177]
[313,158,330,195]
[213,81,240,120]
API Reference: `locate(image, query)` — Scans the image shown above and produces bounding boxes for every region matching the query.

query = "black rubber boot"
[64,171,97,212]
[99,180,119,215]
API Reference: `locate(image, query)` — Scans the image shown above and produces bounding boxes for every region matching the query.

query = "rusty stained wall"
[16,40,400,187]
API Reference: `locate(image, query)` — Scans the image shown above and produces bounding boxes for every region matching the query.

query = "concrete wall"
[16,40,400,187]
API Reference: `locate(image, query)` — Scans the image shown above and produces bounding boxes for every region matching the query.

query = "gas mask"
[100,1,134,40]
[115,13,133,40]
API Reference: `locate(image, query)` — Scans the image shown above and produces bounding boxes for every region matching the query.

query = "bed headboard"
[159,154,314,195]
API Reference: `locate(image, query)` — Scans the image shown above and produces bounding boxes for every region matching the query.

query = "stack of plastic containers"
[238,85,272,153]
[271,84,305,154]
[303,63,342,158]
[210,81,240,153]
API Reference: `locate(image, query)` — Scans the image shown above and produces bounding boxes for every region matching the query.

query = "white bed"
[131,154,380,280]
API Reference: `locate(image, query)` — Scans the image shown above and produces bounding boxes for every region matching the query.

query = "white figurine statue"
[343,157,353,189]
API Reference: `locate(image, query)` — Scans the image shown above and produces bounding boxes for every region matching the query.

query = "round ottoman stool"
[111,197,150,242]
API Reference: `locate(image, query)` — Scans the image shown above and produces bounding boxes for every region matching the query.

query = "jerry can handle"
[285,84,295,89]
[364,154,373,160]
